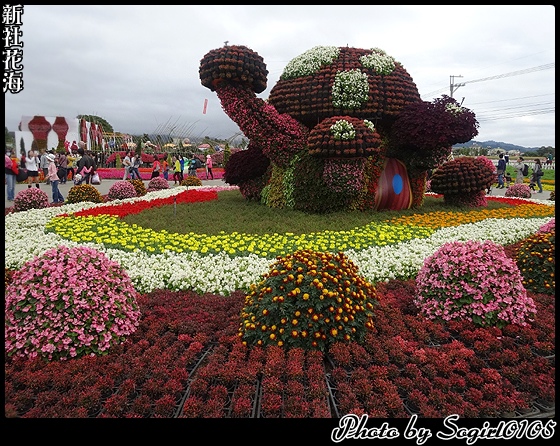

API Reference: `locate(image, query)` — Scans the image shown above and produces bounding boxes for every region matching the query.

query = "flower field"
[4,185,555,421]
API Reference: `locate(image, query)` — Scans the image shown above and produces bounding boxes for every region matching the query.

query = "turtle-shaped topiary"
[199,44,479,213]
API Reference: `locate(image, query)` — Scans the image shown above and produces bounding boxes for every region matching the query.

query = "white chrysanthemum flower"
[281,46,340,80]
[332,69,369,109]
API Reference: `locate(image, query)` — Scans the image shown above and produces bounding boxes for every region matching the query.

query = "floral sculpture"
[199,44,478,213]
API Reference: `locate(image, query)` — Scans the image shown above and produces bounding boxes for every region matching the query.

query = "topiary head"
[5,245,141,361]
[238,249,378,351]
[414,240,536,328]
[107,180,137,201]
[67,184,104,204]
[13,187,49,212]
[515,229,555,295]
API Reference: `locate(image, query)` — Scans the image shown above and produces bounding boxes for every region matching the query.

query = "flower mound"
[181,176,202,187]
[414,240,536,328]
[13,187,49,212]
[505,183,532,199]
[147,176,170,191]
[107,180,137,201]
[127,179,147,196]
[5,245,141,361]
[67,184,104,204]
[239,249,378,351]
[516,229,555,295]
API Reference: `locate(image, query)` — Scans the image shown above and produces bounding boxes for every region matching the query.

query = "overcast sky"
[5,5,555,148]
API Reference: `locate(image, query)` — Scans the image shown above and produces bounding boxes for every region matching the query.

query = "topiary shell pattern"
[268,46,421,130]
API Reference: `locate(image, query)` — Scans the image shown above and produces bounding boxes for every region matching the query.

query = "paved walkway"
[5,178,552,209]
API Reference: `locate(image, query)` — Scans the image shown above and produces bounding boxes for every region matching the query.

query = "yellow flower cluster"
[238,249,377,351]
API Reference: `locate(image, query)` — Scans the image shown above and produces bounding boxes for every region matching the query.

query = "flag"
[203,98,208,114]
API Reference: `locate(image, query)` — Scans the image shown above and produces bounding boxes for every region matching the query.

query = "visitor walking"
[173,156,182,184]
[513,157,525,184]
[122,151,133,180]
[5,147,17,201]
[151,157,161,179]
[25,150,41,188]
[40,148,50,185]
[57,150,68,184]
[130,152,142,180]
[205,154,214,180]
[531,159,544,193]
[46,153,64,204]
[496,153,506,189]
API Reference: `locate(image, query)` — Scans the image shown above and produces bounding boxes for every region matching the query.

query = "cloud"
[5,5,555,147]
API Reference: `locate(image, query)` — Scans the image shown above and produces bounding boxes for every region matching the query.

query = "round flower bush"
[238,249,378,351]
[147,176,170,192]
[127,179,147,197]
[414,240,536,328]
[13,187,50,212]
[429,157,495,207]
[181,176,203,187]
[5,245,142,361]
[66,184,104,204]
[505,183,532,199]
[515,229,555,295]
[107,180,137,201]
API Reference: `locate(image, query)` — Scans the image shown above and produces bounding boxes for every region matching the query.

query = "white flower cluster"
[281,45,340,80]
[360,49,396,75]
[332,69,369,109]
[445,103,465,115]
[330,119,356,140]
[363,119,376,132]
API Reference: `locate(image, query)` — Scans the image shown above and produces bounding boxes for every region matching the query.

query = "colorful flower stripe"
[45,215,435,257]
[71,189,218,218]
[5,186,554,296]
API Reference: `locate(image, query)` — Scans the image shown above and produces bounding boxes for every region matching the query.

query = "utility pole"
[450,75,465,98]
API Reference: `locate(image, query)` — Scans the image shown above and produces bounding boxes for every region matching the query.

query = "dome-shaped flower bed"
[5,245,141,361]
[516,229,555,294]
[239,249,377,351]
[107,180,137,201]
[505,183,532,199]
[147,176,170,192]
[181,176,202,187]
[13,187,49,212]
[415,240,536,328]
[67,184,104,204]
[127,179,147,197]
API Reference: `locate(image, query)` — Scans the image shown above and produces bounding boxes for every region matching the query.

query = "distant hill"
[453,140,548,153]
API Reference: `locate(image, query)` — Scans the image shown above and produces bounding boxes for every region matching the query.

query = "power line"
[420,62,555,98]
